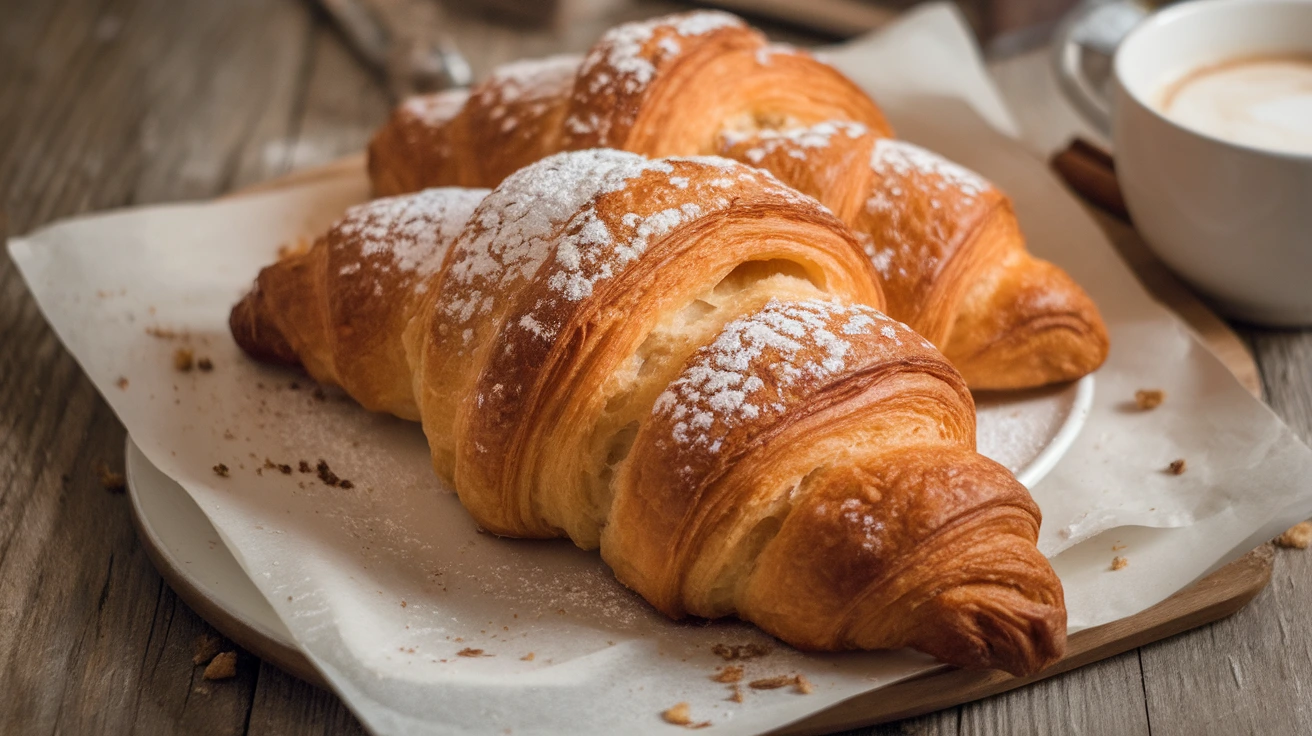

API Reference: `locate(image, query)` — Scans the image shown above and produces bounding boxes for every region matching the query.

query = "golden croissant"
[232,150,1066,675]
[366,10,1108,390]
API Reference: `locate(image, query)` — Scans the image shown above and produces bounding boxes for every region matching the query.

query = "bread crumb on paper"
[456,647,489,657]
[115,376,129,390]
[748,675,796,690]
[1111,556,1129,571]
[795,674,814,694]
[520,652,535,661]
[197,357,213,372]
[711,643,771,661]
[1135,389,1164,410]
[1167,459,1186,475]
[711,665,743,683]
[728,684,743,703]
[173,348,194,372]
[213,463,229,478]
[1275,522,1312,550]
[660,702,709,728]
[202,651,237,680]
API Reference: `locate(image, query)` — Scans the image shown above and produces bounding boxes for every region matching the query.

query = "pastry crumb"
[795,674,813,694]
[192,633,225,665]
[456,648,488,657]
[1275,522,1312,550]
[1167,459,1186,475]
[1135,389,1164,410]
[96,462,125,493]
[115,376,129,390]
[298,460,312,473]
[661,703,709,728]
[1111,556,1129,571]
[728,684,743,703]
[213,463,229,478]
[521,652,535,661]
[202,651,237,680]
[173,348,194,372]
[197,357,213,372]
[748,675,796,690]
[711,643,771,661]
[711,665,743,683]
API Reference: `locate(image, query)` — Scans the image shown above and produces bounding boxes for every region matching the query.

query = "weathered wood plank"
[0,0,316,734]
[1137,328,1312,736]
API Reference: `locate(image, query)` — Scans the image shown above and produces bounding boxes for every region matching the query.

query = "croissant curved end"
[909,582,1067,676]
[947,259,1110,390]
[229,288,300,368]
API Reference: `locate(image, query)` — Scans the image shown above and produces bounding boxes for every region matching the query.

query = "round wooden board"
[128,159,1268,727]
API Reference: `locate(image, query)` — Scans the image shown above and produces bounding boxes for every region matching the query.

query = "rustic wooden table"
[3,0,1311,734]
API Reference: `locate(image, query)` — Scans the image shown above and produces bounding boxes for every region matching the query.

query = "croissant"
[365,10,1108,390]
[718,124,1110,389]
[232,150,1066,675]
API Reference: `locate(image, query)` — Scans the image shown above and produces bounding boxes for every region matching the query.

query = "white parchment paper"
[9,5,1312,734]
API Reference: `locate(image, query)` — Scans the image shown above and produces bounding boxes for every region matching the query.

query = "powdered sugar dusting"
[565,11,744,138]
[722,121,869,165]
[333,188,489,288]
[869,139,988,200]
[475,54,581,134]
[438,150,670,334]
[402,90,470,128]
[653,299,910,455]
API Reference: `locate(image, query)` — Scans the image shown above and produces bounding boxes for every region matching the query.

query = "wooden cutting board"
[163,154,1271,731]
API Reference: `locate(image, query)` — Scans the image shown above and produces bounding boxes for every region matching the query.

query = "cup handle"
[1050,0,1149,137]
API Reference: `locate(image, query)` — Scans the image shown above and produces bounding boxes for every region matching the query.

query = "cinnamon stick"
[1050,137,1129,220]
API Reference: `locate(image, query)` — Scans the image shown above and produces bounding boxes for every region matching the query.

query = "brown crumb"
[174,348,194,372]
[711,643,771,661]
[312,387,326,401]
[711,665,743,683]
[197,358,213,372]
[1111,556,1129,571]
[1167,459,1186,475]
[146,326,179,339]
[661,703,693,726]
[400,600,407,608]
[315,459,348,488]
[1135,389,1165,410]
[192,633,225,665]
[298,460,312,473]
[748,675,797,690]
[456,648,488,657]
[521,652,535,661]
[213,463,229,478]
[1275,521,1312,550]
[728,684,743,703]
[202,651,237,680]
[96,462,125,493]
[339,480,354,489]
[115,376,129,390]
[795,674,813,694]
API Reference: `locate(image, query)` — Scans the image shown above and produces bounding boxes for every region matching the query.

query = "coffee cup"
[1056,0,1312,326]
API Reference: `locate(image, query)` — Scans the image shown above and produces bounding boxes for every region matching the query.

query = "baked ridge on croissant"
[232,150,1066,676]
[365,10,1108,390]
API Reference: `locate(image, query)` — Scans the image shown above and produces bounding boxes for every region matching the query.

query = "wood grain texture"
[1,0,1310,734]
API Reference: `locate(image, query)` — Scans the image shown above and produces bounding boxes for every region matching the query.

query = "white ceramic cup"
[1058,0,1312,326]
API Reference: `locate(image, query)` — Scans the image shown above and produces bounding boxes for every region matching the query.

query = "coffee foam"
[1158,55,1312,156]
